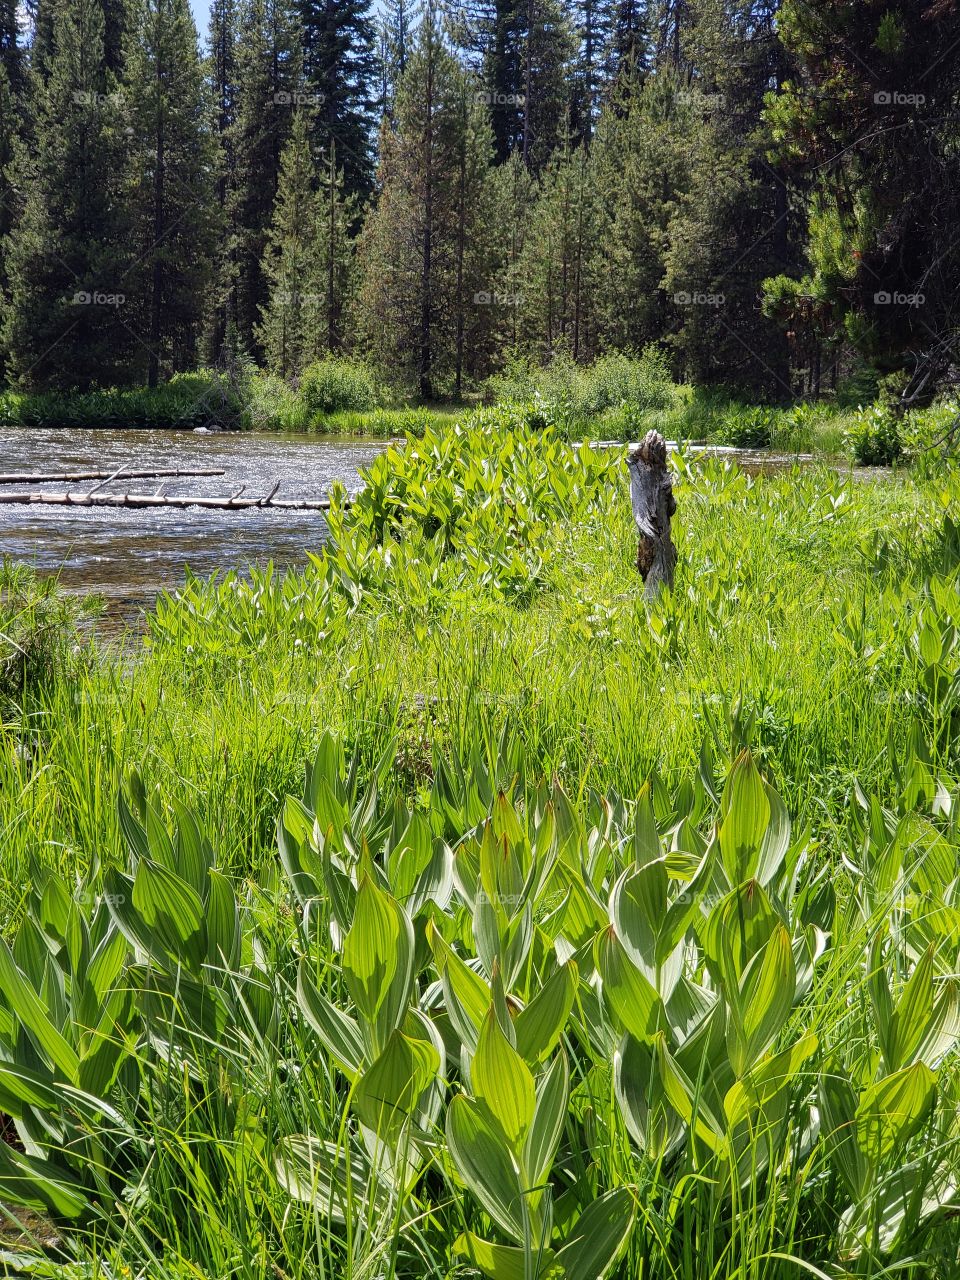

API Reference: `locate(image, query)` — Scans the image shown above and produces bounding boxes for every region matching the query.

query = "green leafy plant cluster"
[0,371,244,431]
[0,732,959,1276]
[299,357,384,417]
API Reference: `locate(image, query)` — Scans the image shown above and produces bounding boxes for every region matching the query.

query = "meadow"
[1,412,960,1277]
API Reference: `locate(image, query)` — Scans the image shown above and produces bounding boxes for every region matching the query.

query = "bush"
[299,357,382,417]
[713,403,776,448]
[0,371,245,430]
[483,349,683,425]
[0,563,99,711]
[847,403,903,465]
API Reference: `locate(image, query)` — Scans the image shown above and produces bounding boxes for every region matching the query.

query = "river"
[0,428,389,623]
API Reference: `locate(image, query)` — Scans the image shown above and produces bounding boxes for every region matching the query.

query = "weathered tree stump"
[627,430,677,598]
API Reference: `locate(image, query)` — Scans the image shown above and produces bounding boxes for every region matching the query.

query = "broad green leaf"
[472,1006,535,1148]
[723,1032,817,1130]
[719,751,770,885]
[130,858,205,972]
[275,1135,385,1224]
[514,961,577,1065]
[297,960,364,1076]
[886,945,935,1072]
[614,1033,683,1159]
[819,1066,870,1200]
[428,920,489,1051]
[205,870,241,969]
[446,1095,525,1243]
[0,938,79,1081]
[555,1187,636,1280]
[523,1051,568,1192]
[728,924,796,1076]
[597,928,662,1042]
[342,876,413,1055]
[353,1029,439,1146]
[453,1233,560,1280]
[855,1062,937,1165]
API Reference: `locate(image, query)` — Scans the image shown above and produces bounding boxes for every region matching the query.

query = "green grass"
[2,418,960,1275]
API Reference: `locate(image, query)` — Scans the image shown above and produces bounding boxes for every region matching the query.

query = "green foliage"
[1,730,960,1273]
[299,356,383,417]
[848,403,903,467]
[0,563,99,712]
[0,371,245,430]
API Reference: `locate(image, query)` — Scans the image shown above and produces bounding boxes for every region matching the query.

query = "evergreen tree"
[767,0,960,395]
[205,0,240,360]
[0,0,22,89]
[454,0,574,169]
[257,111,317,375]
[589,71,691,356]
[355,3,499,395]
[257,113,356,373]
[570,0,612,145]
[124,0,217,385]
[517,128,599,359]
[603,0,650,87]
[298,0,379,199]
[665,0,794,394]
[379,0,420,116]
[226,0,303,359]
[1,0,132,388]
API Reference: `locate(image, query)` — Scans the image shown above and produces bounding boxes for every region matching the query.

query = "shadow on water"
[0,428,391,630]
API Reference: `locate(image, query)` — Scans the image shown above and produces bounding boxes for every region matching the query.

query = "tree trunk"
[627,430,677,599]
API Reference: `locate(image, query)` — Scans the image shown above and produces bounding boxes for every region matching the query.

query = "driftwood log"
[0,489,341,512]
[0,467,225,485]
[627,430,676,598]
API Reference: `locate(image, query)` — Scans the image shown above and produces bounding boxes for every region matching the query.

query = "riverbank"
[5,354,954,468]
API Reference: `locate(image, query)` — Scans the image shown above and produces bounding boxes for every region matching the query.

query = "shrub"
[299,357,382,417]
[847,403,903,465]
[0,563,99,711]
[713,403,776,448]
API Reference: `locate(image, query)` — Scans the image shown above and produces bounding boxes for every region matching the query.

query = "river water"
[0,428,389,623]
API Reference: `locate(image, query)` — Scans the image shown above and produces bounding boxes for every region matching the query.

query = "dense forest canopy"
[1,0,958,402]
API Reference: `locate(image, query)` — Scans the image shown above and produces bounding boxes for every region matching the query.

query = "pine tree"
[0,1,22,311]
[767,0,960,394]
[602,0,650,90]
[1,0,132,389]
[589,72,690,356]
[205,0,240,360]
[379,0,420,116]
[227,0,303,359]
[124,0,217,385]
[517,128,599,360]
[453,0,574,170]
[0,1,22,89]
[313,142,358,354]
[298,0,379,199]
[570,0,612,145]
[355,3,499,396]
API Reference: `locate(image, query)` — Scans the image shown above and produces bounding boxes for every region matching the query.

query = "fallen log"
[627,430,677,598]
[0,489,342,512]
[0,467,226,485]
